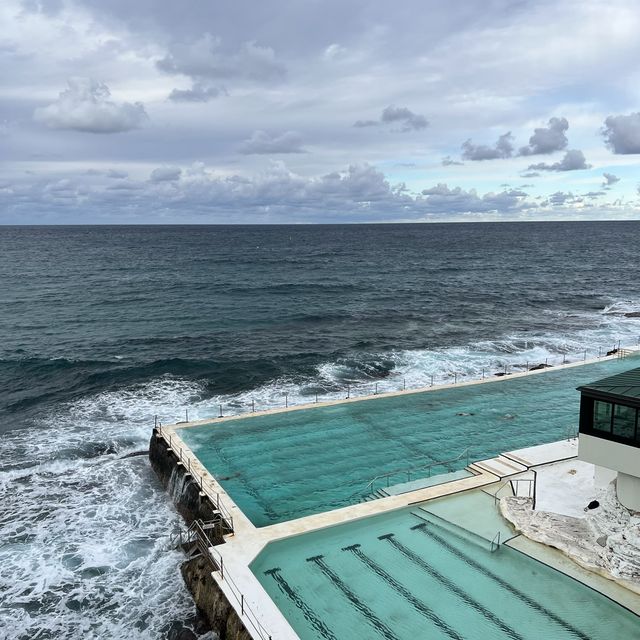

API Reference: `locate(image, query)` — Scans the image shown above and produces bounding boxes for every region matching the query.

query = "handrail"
[354,446,471,499]
[161,342,639,423]
[208,545,273,640]
[490,531,501,552]
[170,521,273,640]
[157,426,235,535]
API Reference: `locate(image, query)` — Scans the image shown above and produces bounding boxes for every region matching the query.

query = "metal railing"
[169,520,273,640]
[163,341,639,425]
[490,531,501,553]
[208,545,273,640]
[356,446,472,498]
[157,425,234,535]
[489,477,535,505]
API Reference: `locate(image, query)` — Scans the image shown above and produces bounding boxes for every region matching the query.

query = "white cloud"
[239,130,305,154]
[33,78,148,134]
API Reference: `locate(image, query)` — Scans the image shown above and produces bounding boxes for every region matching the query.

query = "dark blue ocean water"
[1,222,639,638]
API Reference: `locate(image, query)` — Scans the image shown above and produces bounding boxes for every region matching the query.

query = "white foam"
[0,377,207,639]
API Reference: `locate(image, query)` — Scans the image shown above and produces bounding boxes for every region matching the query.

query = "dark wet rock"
[624,312,640,318]
[528,363,552,371]
[596,535,608,548]
[181,556,251,640]
[456,412,474,416]
[120,450,149,459]
[148,430,223,531]
[587,499,600,510]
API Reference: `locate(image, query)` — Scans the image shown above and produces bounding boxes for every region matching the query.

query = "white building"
[578,366,640,511]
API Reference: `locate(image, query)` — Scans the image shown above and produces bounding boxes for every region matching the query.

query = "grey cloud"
[461,132,513,160]
[150,166,182,182]
[520,171,540,178]
[583,191,605,199]
[527,149,591,172]
[34,78,147,134]
[420,182,527,213]
[239,130,305,154]
[381,106,428,131]
[442,156,464,166]
[519,117,568,155]
[2,163,534,222]
[602,113,640,154]
[157,34,286,84]
[353,106,428,132]
[547,191,582,206]
[353,119,380,128]
[602,172,620,186]
[168,83,223,102]
[107,169,128,179]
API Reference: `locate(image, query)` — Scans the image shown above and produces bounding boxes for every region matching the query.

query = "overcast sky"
[2,0,640,223]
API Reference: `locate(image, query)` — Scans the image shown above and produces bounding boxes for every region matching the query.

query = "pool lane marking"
[306,554,400,640]
[378,533,525,640]
[263,568,338,640]
[341,544,464,640]
[409,515,592,640]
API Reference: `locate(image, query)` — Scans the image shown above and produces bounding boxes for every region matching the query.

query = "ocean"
[1,221,639,639]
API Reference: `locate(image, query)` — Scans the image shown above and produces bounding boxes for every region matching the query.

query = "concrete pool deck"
[156,350,640,640]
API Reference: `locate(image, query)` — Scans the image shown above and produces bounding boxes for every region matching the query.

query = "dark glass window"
[593,400,613,432]
[613,404,636,440]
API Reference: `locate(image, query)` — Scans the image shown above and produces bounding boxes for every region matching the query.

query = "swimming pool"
[180,357,638,526]
[251,505,640,640]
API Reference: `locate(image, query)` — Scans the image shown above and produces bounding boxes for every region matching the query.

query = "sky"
[1,0,640,224]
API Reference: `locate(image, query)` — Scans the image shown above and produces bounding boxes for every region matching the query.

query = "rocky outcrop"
[501,483,640,592]
[181,556,252,640]
[149,429,221,532]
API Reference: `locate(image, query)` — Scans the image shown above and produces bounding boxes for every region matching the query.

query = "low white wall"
[618,473,640,511]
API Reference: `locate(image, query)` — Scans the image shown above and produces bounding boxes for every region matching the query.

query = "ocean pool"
[180,356,638,526]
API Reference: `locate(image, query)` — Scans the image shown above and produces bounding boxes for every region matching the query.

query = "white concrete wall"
[594,464,617,488]
[578,434,640,478]
[617,473,640,511]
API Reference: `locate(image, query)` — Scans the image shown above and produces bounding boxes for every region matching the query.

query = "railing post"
[154,414,158,428]
[532,468,538,511]
[285,392,288,408]
[375,383,378,395]
[219,404,223,418]
[482,368,485,380]
[583,350,587,362]
[454,372,457,384]
[403,377,406,391]
[241,594,244,616]
[346,385,350,399]
[430,375,434,387]
[185,408,189,422]
[252,399,255,413]
[315,392,318,403]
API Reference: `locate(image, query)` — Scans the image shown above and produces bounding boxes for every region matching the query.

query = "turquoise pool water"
[180,357,638,526]
[251,506,640,640]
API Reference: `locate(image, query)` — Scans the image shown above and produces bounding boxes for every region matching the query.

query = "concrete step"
[470,455,527,479]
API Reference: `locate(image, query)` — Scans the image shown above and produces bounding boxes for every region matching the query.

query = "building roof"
[578,366,640,402]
